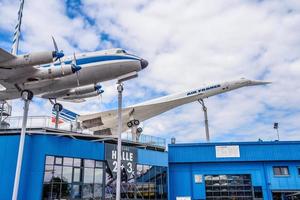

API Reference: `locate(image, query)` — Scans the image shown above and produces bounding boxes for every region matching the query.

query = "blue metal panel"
[138,149,168,167]
[169,141,300,163]
[168,141,300,200]
[169,164,193,200]
[0,134,105,200]
[169,162,272,200]
[0,135,20,200]
[264,161,300,190]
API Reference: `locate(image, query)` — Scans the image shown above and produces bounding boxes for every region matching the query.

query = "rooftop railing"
[0,116,166,148]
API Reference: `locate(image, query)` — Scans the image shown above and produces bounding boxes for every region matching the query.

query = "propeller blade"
[52,36,58,52]
[52,36,64,75]
[76,71,80,86]
[73,53,80,86]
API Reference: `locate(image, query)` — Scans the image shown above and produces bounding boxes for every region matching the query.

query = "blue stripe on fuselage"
[42,55,139,68]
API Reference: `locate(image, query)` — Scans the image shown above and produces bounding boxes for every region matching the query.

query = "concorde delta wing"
[79,107,134,135]
[78,95,199,135]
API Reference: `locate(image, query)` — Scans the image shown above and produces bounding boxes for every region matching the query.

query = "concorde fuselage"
[130,78,270,123]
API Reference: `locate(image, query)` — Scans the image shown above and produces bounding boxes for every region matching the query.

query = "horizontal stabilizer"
[0,48,16,63]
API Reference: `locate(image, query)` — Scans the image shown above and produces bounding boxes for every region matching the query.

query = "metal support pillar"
[53,103,63,129]
[116,83,123,200]
[131,126,138,142]
[12,90,33,200]
[0,101,4,126]
[198,99,210,142]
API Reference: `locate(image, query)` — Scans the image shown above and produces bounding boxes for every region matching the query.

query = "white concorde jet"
[79,78,270,136]
[0,0,148,103]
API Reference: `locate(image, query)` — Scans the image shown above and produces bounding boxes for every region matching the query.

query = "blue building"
[0,130,168,200]
[168,141,300,200]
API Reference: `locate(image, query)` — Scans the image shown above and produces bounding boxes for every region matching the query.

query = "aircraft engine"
[62,90,103,100]
[33,64,81,80]
[41,83,103,99]
[0,51,63,68]
[71,83,102,95]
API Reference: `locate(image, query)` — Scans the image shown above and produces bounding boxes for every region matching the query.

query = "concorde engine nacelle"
[33,63,81,80]
[0,51,64,68]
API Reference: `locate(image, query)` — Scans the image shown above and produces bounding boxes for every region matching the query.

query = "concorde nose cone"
[140,59,149,69]
[249,80,272,86]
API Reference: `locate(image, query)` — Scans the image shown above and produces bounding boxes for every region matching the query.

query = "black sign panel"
[105,143,137,181]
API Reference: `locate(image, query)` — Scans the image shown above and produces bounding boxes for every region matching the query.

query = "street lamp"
[12,90,33,200]
[115,72,138,200]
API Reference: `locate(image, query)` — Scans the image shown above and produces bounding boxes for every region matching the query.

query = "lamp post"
[12,90,33,200]
[274,122,279,141]
[115,72,138,200]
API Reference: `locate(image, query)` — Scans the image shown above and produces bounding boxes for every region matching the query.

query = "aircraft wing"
[79,95,199,135]
[0,48,16,63]
[79,108,134,135]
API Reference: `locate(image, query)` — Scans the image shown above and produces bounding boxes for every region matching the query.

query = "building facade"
[0,132,168,200]
[168,141,300,200]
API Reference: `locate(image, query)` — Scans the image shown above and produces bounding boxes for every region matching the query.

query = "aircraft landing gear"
[127,119,139,128]
[127,119,142,142]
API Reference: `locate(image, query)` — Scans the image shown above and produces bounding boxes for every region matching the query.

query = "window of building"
[205,174,254,199]
[254,186,263,199]
[105,164,168,200]
[42,155,104,200]
[273,166,289,176]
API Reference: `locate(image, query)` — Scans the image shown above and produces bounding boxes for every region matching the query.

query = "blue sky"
[1,0,300,143]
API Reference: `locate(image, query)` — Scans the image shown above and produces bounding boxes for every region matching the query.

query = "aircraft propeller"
[71,53,82,86]
[95,83,104,107]
[51,36,65,75]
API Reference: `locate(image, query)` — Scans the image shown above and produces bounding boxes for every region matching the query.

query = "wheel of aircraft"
[53,103,63,112]
[127,121,133,128]
[133,119,140,126]
[137,127,143,134]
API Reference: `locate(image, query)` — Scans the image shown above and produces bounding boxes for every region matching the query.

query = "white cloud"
[2,0,300,143]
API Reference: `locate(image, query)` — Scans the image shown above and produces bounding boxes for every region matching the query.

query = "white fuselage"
[0,49,146,100]
[130,79,267,122]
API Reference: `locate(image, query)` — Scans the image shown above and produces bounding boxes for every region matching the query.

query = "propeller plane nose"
[140,59,148,69]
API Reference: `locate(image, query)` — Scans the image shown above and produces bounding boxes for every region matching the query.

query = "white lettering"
[112,150,117,160]
[129,153,133,162]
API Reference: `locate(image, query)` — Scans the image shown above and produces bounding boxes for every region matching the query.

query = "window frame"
[42,155,105,200]
[273,166,290,177]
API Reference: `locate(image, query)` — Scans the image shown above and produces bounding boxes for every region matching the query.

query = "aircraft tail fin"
[11,0,25,55]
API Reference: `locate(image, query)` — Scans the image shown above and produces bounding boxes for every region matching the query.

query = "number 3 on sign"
[127,162,133,173]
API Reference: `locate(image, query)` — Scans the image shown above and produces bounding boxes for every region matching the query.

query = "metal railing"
[0,102,12,116]
[122,132,166,147]
[1,115,78,132]
[1,116,166,148]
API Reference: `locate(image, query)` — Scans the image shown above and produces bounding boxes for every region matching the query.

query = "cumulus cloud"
[1,0,300,143]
